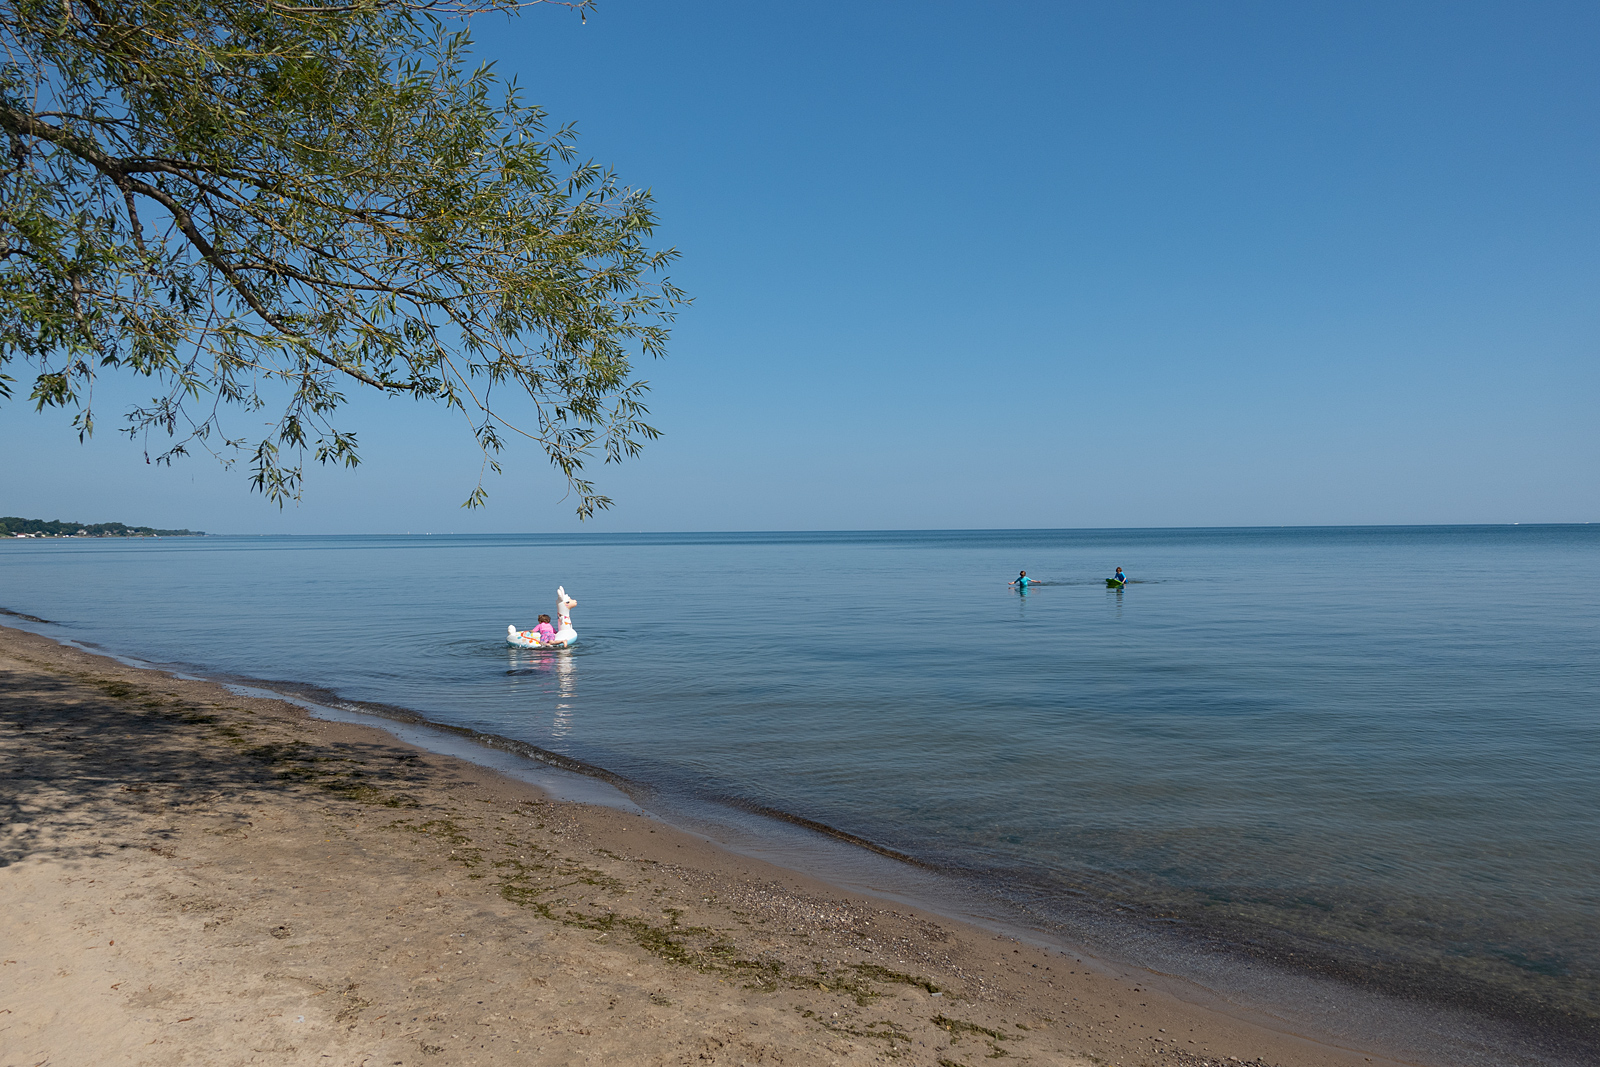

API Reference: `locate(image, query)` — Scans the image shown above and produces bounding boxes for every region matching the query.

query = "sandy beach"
[0,623,1408,1067]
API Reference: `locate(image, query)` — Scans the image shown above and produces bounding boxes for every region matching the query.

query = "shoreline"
[10,618,1595,1065]
[214,681,1600,1067]
[0,621,1424,1067]
[3,627,1587,1067]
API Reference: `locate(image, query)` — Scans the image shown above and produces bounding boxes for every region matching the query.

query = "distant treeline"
[1,516,204,537]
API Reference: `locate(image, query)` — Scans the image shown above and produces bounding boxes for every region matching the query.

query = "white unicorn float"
[508,586,578,649]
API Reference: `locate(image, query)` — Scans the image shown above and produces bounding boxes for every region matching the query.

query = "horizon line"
[173,521,1595,537]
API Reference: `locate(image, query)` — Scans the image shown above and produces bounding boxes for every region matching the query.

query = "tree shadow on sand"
[0,663,451,868]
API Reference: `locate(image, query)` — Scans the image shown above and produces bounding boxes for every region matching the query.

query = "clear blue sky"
[4,0,1596,532]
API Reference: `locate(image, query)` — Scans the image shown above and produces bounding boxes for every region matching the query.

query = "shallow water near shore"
[4,525,1598,1061]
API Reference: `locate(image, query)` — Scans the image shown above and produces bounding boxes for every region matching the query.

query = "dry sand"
[0,624,1412,1067]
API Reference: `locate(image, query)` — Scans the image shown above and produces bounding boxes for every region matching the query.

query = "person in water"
[1010,570,1035,589]
[1113,567,1126,584]
[531,614,557,644]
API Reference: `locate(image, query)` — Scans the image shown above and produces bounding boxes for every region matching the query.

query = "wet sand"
[0,624,1411,1067]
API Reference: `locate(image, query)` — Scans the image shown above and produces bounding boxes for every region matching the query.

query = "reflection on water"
[506,646,578,739]
[552,652,575,739]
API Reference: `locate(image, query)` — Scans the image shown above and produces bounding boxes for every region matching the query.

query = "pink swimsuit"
[533,622,557,642]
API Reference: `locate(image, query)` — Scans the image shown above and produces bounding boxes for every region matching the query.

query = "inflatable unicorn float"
[508,586,578,649]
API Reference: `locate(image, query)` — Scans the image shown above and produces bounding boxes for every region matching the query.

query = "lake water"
[3,526,1597,1062]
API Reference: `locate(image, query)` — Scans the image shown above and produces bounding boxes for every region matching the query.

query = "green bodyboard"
[1106,578,1125,588]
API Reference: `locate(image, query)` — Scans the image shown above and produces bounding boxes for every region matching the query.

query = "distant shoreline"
[0,515,204,538]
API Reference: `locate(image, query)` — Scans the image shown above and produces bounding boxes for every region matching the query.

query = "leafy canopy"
[0,0,684,516]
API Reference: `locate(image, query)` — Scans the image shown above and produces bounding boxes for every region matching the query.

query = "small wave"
[1,605,55,624]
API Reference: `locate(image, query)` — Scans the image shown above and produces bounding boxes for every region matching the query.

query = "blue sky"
[3,0,1596,532]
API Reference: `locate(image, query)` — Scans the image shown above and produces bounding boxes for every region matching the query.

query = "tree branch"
[0,102,406,393]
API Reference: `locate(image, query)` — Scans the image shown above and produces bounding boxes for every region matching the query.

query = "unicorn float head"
[507,586,578,648]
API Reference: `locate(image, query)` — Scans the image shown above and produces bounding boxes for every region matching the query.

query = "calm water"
[3,526,1597,1050]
